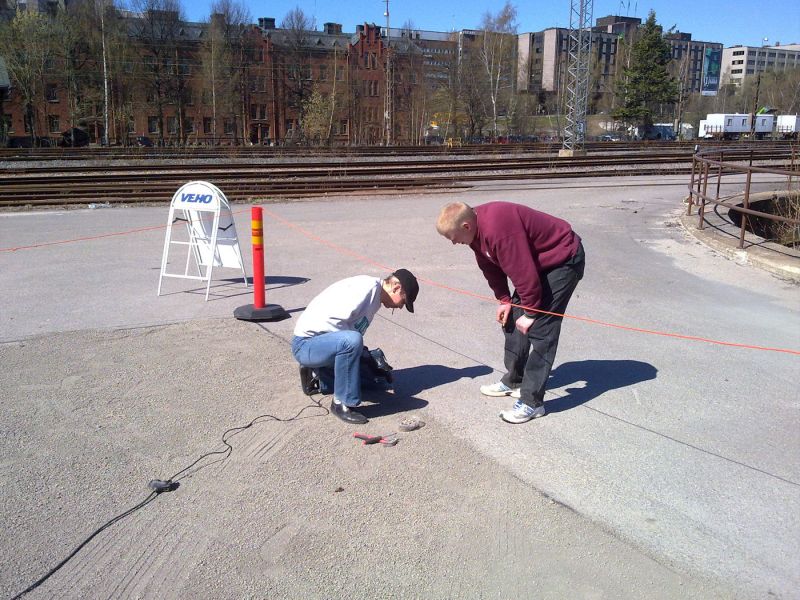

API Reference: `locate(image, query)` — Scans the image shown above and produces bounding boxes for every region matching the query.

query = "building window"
[224,119,234,135]
[46,84,58,102]
[733,50,744,56]
[319,64,328,80]
[47,115,60,133]
[336,66,344,81]
[203,117,213,134]
[338,120,348,135]
[731,69,742,74]
[167,116,178,134]
[250,104,257,119]
[185,119,194,133]
[3,114,14,134]
[259,105,267,120]
[126,118,135,134]
[148,116,159,134]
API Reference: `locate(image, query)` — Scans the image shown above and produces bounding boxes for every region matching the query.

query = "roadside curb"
[679,209,800,283]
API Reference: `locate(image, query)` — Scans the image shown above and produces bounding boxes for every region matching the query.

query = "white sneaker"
[499,400,545,424]
[480,381,521,398]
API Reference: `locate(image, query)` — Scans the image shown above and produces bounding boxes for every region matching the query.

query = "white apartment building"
[721,44,800,86]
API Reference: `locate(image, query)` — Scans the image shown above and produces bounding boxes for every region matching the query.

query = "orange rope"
[2,205,796,356]
[0,207,251,253]
[262,207,800,357]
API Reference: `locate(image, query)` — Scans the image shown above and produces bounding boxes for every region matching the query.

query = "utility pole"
[674,51,689,140]
[560,0,593,156]
[750,72,761,138]
[99,0,110,146]
[383,0,393,145]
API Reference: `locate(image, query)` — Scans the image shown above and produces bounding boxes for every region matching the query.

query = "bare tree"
[199,0,252,145]
[50,1,107,144]
[128,0,185,145]
[478,1,517,138]
[0,7,57,143]
[279,6,316,131]
[457,33,491,140]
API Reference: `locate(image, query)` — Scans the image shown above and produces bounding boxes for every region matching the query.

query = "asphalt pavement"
[1,174,798,599]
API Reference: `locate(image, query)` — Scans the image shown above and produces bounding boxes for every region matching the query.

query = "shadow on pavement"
[359,364,492,418]
[393,364,494,396]
[219,275,310,289]
[545,359,658,413]
[358,392,428,419]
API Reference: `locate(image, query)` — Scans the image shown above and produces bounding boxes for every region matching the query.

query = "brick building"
[1,9,436,146]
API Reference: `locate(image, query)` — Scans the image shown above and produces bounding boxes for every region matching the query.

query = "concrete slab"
[1,174,797,599]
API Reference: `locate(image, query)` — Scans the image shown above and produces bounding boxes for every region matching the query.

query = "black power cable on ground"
[10,397,328,599]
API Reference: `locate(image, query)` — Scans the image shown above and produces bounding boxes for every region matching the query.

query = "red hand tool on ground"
[353,432,398,446]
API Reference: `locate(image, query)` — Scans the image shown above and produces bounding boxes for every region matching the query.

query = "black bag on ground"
[299,346,393,396]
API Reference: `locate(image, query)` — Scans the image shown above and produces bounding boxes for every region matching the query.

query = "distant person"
[291,270,419,424]
[436,201,585,423]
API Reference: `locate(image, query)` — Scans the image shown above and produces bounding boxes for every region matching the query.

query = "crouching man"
[291,270,419,424]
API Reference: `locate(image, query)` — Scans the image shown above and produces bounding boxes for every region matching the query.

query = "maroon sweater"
[470,202,580,312]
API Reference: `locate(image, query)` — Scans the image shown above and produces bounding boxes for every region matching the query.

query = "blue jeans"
[292,331,363,407]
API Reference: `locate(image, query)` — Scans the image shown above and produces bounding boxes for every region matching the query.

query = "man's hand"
[496,303,511,326]
[515,314,535,335]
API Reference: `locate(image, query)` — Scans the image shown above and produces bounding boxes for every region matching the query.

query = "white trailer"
[753,114,775,138]
[777,115,800,138]
[701,113,751,139]
[700,113,774,139]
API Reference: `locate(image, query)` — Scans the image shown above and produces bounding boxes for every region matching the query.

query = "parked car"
[599,134,621,142]
[60,127,90,147]
[7,136,55,148]
[135,136,154,147]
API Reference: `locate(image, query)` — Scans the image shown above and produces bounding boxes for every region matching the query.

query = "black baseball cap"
[392,268,419,313]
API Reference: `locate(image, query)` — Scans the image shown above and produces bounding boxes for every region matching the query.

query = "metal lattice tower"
[383,0,394,145]
[562,0,593,154]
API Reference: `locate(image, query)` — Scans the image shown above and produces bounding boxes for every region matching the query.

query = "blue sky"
[182,0,800,48]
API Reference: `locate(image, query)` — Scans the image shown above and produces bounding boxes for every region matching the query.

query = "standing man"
[436,201,585,424]
[291,270,419,424]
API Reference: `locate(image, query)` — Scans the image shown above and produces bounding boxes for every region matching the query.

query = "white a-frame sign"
[158,181,247,301]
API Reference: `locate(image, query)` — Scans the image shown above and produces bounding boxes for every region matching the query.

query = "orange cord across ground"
[1,205,797,356]
[260,207,800,357]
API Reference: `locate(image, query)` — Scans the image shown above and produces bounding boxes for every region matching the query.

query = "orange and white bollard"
[234,206,288,322]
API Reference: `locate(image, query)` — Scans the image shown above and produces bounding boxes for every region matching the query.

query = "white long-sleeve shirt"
[293,275,382,338]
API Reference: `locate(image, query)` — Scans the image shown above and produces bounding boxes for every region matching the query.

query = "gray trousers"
[501,243,585,408]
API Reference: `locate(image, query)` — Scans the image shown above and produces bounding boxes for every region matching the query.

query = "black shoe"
[300,366,320,396]
[330,399,367,424]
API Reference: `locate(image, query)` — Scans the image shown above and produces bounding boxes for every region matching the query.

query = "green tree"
[612,11,677,131]
[301,88,333,144]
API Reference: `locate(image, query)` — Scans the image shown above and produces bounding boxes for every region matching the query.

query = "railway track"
[0,139,792,162]
[0,144,795,207]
